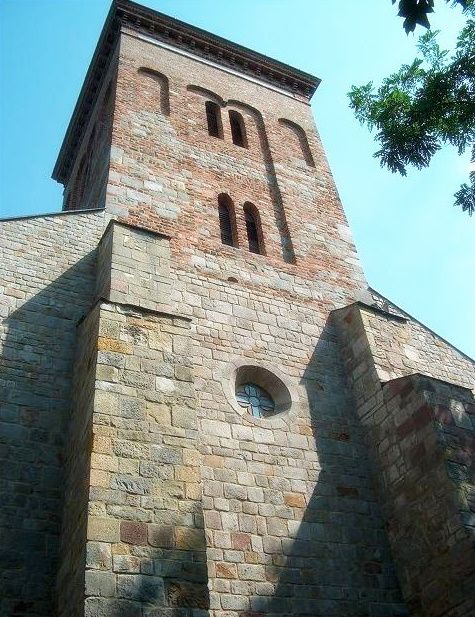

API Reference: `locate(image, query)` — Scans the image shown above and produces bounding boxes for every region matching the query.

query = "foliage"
[394,0,467,33]
[349,1,475,214]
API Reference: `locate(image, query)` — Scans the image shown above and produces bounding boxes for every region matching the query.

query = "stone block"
[120,521,148,545]
[117,574,165,603]
[201,419,231,439]
[87,517,120,543]
[171,405,198,429]
[283,492,306,508]
[85,570,116,597]
[148,524,174,548]
[175,527,206,551]
[215,562,238,579]
[237,563,266,581]
[113,554,141,573]
[86,541,112,571]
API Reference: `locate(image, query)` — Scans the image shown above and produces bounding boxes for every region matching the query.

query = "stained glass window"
[236,383,275,418]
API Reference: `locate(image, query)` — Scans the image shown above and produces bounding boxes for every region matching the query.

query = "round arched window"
[236,383,275,418]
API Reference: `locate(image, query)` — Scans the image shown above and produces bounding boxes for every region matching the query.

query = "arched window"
[229,110,247,148]
[138,67,170,115]
[206,101,223,138]
[278,118,315,167]
[243,202,263,254]
[218,193,237,247]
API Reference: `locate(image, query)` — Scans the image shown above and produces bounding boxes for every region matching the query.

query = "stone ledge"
[100,217,172,243]
[332,300,408,323]
[77,297,191,327]
[382,372,475,397]
[0,207,105,224]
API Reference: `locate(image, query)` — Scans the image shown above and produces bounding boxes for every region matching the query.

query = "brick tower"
[0,1,474,616]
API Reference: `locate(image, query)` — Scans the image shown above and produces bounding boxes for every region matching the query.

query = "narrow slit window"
[244,202,262,254]
[218,194,237,246]
[206,101,223,138]
[229,110,247,148]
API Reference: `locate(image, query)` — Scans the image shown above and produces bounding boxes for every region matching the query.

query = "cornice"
[117,0,320,99]
[52,0,320,186]
[52,2,120,185]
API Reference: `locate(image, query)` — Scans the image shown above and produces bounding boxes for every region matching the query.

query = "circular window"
[236,383,275,418]
[222,360,299,427]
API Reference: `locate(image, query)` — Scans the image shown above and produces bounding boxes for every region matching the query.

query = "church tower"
[0,2,473,616]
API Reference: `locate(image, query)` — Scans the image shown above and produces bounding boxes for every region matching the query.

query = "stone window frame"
[221,358,301,429]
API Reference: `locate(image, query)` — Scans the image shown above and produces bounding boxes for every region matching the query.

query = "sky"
[0,0,474,359]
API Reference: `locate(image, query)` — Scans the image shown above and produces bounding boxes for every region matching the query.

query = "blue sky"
[1,0,473,359]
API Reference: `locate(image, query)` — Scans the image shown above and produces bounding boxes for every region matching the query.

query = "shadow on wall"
[228,99,296,265]
[246,316,407,617]
[0,252,97,617]
[0,267,409,617]
[89,317,406,617]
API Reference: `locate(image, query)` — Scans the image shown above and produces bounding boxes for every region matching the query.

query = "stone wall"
[0,210,106,616]
[105,28,368,305]
[63,51,118,212]
[96,220,172,313]
[46,20,407,617]
[368,292,475,390]
[381,376,474,617]
[56,303,100,617]
[82,301,208,616]
[64,218,406,616]
[334,302,475,617]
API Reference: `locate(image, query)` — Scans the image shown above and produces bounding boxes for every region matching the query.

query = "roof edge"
[52,1,120,184]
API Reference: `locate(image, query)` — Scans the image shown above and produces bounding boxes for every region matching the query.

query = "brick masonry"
[0,2,474,616]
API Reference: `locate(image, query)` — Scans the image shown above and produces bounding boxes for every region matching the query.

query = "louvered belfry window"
[244,203,261,254]
[229,110,247,148]
[219,203,233,245]
[218,194,236,246]
[206,101,222,138]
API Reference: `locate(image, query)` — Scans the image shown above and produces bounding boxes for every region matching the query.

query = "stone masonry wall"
[82,301,209,616]
[77,217,406,615]
[381,376,474,617]
[367,292,475,390]
[0,210,106,616]
[56,303,100,617]
[96,220,172,314]
[63,51,118,212]
[106,29,369,305]
[334,303,475,617]
[3,6,474,616]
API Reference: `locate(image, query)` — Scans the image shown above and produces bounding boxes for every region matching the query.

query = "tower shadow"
[0,251,98,617]
[246,315,407,617]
